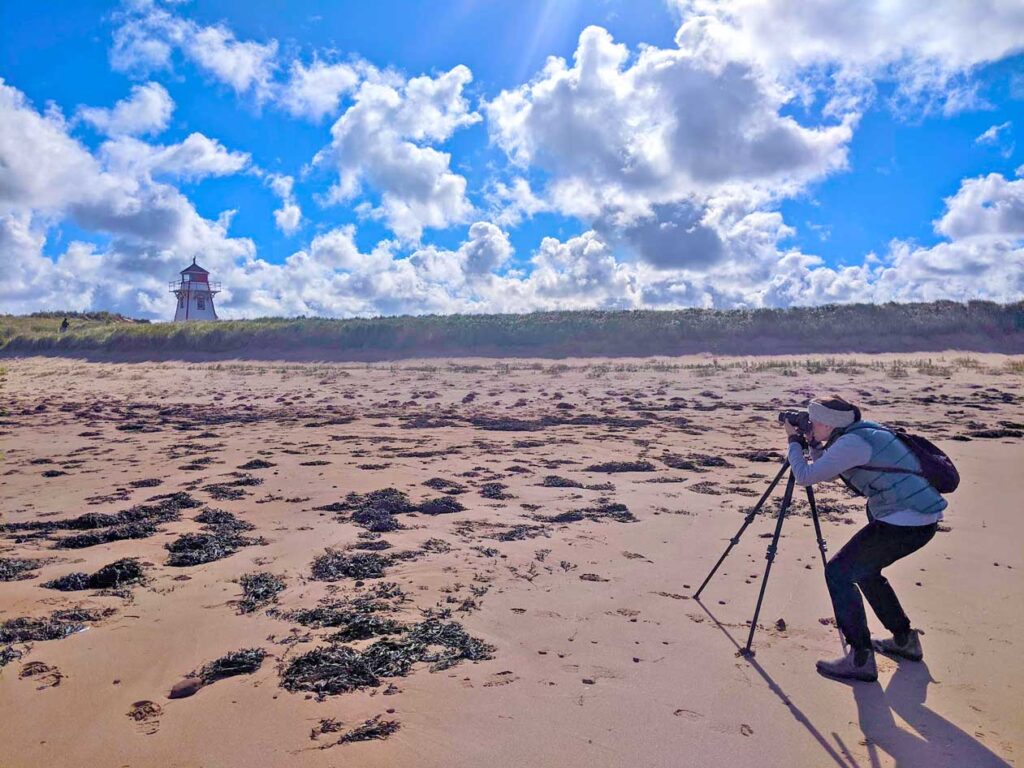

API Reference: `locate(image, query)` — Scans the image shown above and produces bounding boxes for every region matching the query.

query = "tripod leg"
[694,460,790,600]
[805,486,848,652]
[805,485,830,571]
[743,471,796,656]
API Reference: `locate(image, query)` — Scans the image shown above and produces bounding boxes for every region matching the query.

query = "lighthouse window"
[197,297,206,310]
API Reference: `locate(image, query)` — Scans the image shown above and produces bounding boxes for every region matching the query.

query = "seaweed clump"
[2,492,201,549]
[56,522,157,550]
[479,482,513,500]
[311,550,391,581]
[0,607,111,644]
[533,500,636,525]
[336,715,400,745]
[198,648,267,684]
[43,558,144,591]
[540,475,584,488]
[422,478,467,495]
[316,488,414,532]
[280,618,494,699]
[417,497,466,516]
[166,510,261,567]
[202,474,264,501]
[583,461,656,473]
[237,572,286,614]
[0,557,46,582]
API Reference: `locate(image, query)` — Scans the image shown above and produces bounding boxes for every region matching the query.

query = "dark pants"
[825,519,937,651]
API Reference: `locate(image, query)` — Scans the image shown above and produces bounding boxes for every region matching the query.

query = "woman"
[783,394,947,682]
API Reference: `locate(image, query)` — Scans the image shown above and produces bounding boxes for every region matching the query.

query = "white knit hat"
[808,399,857,428]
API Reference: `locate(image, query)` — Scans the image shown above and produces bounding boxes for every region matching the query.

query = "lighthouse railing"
[169,281,221,293]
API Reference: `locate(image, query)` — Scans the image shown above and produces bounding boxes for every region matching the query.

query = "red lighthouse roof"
[180,257,209,275]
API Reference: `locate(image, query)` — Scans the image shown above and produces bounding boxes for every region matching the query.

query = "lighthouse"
[169,258,220,321]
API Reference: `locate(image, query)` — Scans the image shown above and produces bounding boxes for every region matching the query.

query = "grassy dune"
[2,301,1022,361]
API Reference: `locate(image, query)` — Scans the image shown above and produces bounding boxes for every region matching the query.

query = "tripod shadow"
[692,599,1011,768]
[847,659,1011,768]
[693,597,858,768]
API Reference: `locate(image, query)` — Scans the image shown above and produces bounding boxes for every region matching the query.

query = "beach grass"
[2,300,1022,360]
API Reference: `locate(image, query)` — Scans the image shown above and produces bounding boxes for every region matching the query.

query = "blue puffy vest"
[833,419,948,520]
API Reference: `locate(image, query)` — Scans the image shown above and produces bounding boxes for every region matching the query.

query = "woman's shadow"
[847,657,1011,767]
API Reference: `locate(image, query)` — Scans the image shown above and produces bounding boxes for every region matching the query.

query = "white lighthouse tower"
[170,258,220,321]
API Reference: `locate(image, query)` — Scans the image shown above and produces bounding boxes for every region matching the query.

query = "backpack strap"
[825,424,928,493]
[842,424,928,479]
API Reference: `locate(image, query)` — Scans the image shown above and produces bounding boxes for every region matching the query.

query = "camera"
[778,409,812,435]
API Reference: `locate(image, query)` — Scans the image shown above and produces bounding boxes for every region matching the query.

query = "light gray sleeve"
[787,434,872,486]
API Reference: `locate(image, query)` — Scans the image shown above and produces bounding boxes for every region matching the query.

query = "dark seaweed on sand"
[166,510,261,567]
[3,492,199,539]
[540,475,584,488]
[533,501,636,525]
[479,482,513,500]
[351,507,402,533]
[317,488,414,532]
[351,538,392,551]
[280,618,494,698]
[238,459,275,470]
[237,572,286,614]
[56,522,159,549]
[0,645,23,667]
[166,531,245,567]
[0,607,111,644]
[336,715,400,744]
[43,558,144,591]
[194,508,256,533]
[405,618,496,671]
[417,497,466,515]
[281,645,380,695]
[202,474,264,501]
[318,488,415,515]
[0,557,45,582]
[199,648,267,684]
[583,460,657,473]
[420,538,452,553]
[494,524,549,542]
[327,614,406,642]
[311,550,391,581]
[422,477,467,495]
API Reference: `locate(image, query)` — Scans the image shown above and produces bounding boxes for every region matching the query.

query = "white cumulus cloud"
[265,173,303,235]
[314,65,481,242]
[670,0,1024,116]
[78,81,174,137]
[279,59,361,121]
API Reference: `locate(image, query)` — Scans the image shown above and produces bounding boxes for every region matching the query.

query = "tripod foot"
[737,647,756,659]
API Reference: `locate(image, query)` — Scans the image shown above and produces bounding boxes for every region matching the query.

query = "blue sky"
[2,1,1023,317]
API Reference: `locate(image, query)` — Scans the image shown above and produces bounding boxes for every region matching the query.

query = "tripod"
[694,458,844,656]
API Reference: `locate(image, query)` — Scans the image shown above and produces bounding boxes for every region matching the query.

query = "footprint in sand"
[127,700,163,735]
[20,662,64,690]
[673,708,704,722]
[482,670,520,687]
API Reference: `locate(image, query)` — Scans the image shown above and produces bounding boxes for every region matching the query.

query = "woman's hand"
[783,421,807,448]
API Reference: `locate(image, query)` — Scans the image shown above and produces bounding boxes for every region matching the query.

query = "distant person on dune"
[60,317,69,333]
[782,394,948,683]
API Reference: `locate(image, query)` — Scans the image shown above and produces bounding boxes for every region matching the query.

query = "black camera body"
[778,409,812,435]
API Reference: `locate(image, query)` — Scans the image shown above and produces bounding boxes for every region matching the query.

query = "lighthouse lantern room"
[170,258,220,321]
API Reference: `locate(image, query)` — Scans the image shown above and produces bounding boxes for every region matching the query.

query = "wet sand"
[0,354,1021,767]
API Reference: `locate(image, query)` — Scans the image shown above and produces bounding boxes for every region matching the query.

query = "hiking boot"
[816,648,877,682]
[873,629,923,661]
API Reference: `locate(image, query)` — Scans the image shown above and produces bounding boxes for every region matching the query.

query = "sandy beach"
[0,353,1021,768]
